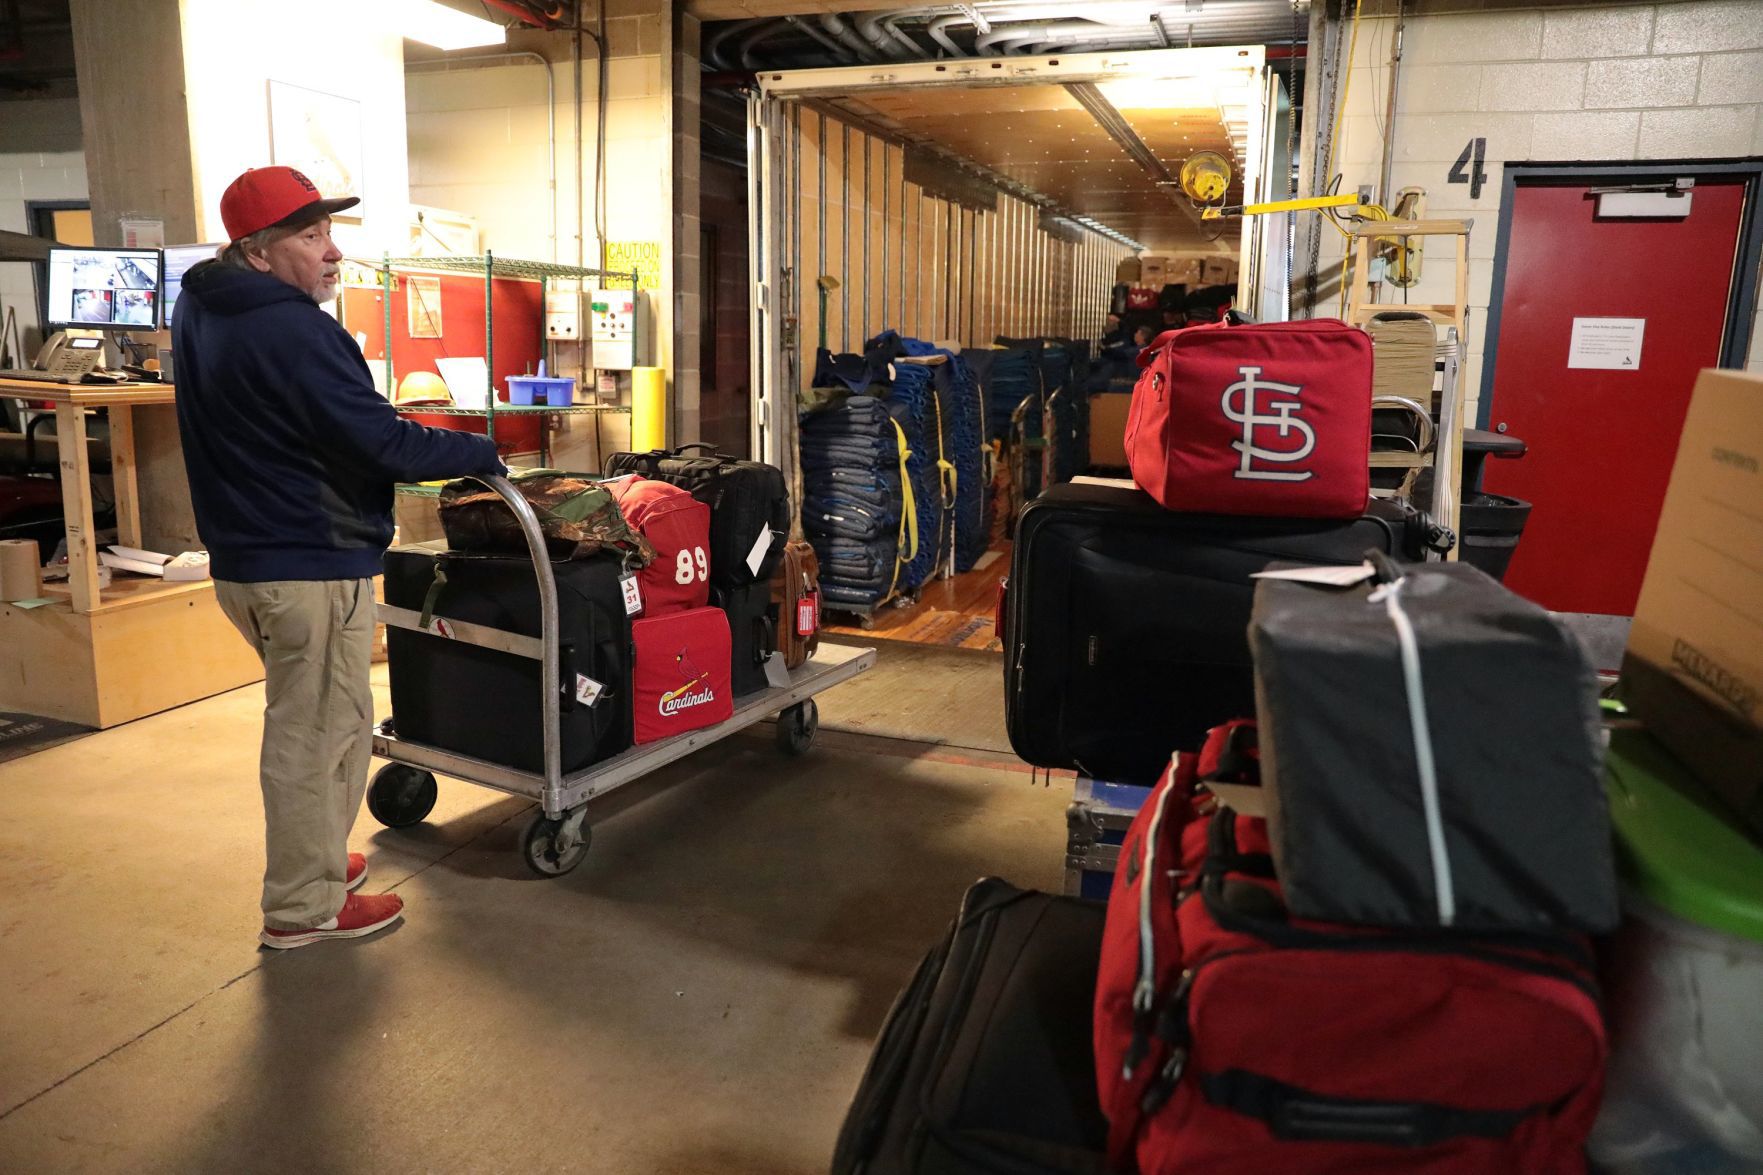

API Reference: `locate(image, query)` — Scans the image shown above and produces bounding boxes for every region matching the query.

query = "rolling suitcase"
[604,443,790,586]
[711,580,773,698]
[383,544,632,775]
[769,538,821,670]
[631,606,733,744]
[1001,482,1440,784]
[831,878,1111,1175]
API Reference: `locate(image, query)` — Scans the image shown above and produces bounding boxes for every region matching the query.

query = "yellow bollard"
[631,366,668,451]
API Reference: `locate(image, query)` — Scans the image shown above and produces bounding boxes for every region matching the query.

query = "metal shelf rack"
[375,252,639,466]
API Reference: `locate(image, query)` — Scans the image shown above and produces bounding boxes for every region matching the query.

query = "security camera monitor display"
[45,246,164,331]
[161,243,222,327]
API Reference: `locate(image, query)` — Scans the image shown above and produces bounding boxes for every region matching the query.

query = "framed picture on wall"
[268,80,363,206]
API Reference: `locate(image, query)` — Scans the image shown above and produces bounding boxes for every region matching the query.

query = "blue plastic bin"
[506,361,575,406]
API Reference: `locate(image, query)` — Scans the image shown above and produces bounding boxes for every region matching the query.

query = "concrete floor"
[0,646,1061,1173]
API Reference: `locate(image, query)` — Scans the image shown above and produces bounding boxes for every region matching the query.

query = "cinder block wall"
[0,151,89,355]
[1318,0,1763,425]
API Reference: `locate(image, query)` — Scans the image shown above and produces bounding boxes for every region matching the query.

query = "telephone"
[36,332,106,378]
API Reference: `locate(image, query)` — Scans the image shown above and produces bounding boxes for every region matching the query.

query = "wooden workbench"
[0,378,262,728]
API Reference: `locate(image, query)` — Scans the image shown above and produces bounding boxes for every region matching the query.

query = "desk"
[0,378,262,727]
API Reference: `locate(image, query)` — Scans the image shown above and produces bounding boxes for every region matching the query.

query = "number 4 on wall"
[1450,138,1489,200]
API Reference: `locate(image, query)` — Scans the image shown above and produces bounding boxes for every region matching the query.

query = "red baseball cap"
[219,166,360,240]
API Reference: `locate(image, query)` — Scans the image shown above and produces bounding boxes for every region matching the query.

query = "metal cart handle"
[1371,395,1436,454]
[467,473,565,793]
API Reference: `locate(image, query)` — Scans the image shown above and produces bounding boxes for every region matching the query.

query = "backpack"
[1094,721,1608,1175]
[437,469,655,564]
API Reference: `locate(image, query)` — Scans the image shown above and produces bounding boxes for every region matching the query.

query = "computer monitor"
[44,245,164,332]
[161,243,222,328]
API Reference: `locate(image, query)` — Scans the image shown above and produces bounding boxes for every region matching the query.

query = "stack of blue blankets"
[966,344,1039,443]
[886,334,990,575]
[799,395,902,609]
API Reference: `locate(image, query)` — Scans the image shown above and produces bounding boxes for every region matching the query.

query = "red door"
[1483,178,1748,617]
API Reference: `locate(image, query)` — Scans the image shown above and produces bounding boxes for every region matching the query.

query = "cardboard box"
[1139,254,1168,286]
[1202,256,1239,286]
[1087,392,1132,469]
[1114,256,1142,285]
[1621,368,1763,837]
[1166,259,1205,287]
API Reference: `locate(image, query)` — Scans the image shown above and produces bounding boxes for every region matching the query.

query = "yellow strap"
[886,417,919,597]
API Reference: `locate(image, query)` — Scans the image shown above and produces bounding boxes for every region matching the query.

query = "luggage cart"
[367,475,876,877]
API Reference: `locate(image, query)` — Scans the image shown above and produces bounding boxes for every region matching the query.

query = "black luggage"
[1002,482,1443,784]
[603,443,789,587]
[711,579,774,698]
[1250,558,1619,933]
[383,544,632,774]
[831,878,1110,1175]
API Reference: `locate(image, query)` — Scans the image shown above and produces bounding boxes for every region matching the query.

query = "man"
[174,166,503,949]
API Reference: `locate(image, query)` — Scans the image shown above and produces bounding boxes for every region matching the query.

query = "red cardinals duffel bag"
[1124,319,1373,518]
[604,474,712,615]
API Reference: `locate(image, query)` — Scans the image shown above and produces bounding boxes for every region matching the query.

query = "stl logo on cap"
[219,164,360,240]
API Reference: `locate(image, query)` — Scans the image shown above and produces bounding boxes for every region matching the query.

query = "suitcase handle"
[674,442,736,460]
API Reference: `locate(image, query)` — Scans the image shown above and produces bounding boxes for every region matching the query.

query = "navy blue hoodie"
[173,259,501,582]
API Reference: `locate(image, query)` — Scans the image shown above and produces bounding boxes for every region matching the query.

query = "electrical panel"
[590,288,639,371]
[544,290,581,341]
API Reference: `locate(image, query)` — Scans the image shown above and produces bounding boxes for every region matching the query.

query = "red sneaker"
[346,852,367,892]
[260,891,404,950]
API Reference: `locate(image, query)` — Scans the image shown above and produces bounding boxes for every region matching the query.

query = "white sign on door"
[1568,317,1646,371]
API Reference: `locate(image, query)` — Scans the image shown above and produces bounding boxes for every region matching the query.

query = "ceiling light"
[395,0,506,51]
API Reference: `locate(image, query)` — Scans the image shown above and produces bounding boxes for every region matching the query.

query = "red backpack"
[1124,319,1372,519]
[605,475,712,614]
[1095,721,1608,1175]
[631,606,733,744]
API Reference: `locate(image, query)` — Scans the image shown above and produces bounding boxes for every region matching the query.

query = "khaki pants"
[216,578,375,931]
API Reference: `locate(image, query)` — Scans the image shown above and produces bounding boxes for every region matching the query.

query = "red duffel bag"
[1095,720,1609,1175]
[632,606,733,744]
[605,474,711,614]
[1124,319,1373,518]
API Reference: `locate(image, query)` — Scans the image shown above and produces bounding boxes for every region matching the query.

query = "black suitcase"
[603,443,790,587]
[1003,483,1440,784]
[383,544,632,774]
[831,878,1110,1175]
[710,579,774,698]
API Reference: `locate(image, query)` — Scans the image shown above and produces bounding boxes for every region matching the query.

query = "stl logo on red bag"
[658,647,717,718]
[1222,365,1316,482]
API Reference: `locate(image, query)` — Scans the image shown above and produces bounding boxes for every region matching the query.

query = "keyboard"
[0,368,81,384]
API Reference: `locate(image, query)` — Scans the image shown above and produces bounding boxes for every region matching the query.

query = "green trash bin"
[1589,729,1763,1172]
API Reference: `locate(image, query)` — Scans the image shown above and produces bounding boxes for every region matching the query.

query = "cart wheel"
[776,700,819,757]
[522,810,592,877]
[367,764,437,828]
[859,614,876,630]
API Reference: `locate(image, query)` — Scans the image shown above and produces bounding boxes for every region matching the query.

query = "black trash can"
[1418,429,1532,582]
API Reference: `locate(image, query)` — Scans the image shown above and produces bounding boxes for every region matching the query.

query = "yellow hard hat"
[395,370,451,405]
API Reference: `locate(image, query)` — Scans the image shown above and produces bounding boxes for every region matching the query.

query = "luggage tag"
[574,673,607,707]
[797,590,819,637]
[1250,563,1377,587]
[619,571,643,615]
[745,527,774,578]
[762,651,793,689]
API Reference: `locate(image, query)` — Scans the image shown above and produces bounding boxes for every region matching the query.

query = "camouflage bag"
[437,469,656,563]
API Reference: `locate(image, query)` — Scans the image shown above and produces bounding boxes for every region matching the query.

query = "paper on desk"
[436,357,490,409]
[1251,563,1376,587]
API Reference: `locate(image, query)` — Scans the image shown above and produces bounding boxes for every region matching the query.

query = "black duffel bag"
[604,443,789,586]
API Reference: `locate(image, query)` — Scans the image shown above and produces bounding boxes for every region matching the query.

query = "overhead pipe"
[702,19,756,71]
[856,14,906,59]
[735,18,789,69]
[478,0,566,30]
[881,15,931,59]
[818,14,881,63]
[926,14,967,57]
[784,14,856,63]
